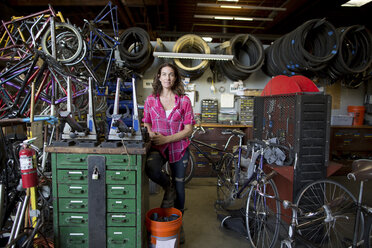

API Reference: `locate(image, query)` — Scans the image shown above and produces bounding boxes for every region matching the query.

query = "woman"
[142,63,194,240]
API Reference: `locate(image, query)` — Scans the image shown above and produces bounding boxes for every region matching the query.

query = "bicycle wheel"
[216,153,235,210]
[163,152,195,184]
[295,179,363,247]
[245,177,281,248]
[365,215,372,248]
[41,22,83,64]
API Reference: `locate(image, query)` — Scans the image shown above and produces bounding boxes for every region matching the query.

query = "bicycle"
[161,124,243,184]
[276,159,372,248]
[249,158,372,248]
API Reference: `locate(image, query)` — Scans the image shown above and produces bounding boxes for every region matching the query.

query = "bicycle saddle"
[348,159,372,181]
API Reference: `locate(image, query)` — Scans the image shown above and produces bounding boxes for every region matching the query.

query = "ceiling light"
[217,0,239,2]
[197,3,286,11]
[153,52,234,61]
[234,17,254,21]
[194,14,273,21]
[220,5,242,9]
[341,0,372,6]
[214,16,234,20]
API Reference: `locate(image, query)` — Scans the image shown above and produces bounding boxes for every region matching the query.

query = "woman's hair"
[152,63,185,96]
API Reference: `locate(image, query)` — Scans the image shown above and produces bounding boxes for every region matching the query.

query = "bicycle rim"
[365,215,372,248]
[216,153,236,210]
[295,179,363,248]
[164,152,195,184]
[41,23,83,64]
[245,178,281,248]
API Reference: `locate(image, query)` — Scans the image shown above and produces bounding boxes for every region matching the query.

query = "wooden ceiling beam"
[7,0,107,6]
[120,0,162,7]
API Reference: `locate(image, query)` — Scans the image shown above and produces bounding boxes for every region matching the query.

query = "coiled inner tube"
[119,27,153,72]
[263,19,339,77]
[327,25,372,79]
[172,34,210,79]
[218,34,264,81]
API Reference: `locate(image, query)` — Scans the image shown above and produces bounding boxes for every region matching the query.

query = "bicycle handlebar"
[246,139,294,166]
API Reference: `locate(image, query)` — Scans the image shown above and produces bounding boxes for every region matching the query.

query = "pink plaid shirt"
[142,94,195,163]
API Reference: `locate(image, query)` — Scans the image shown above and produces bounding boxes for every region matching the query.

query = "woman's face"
[159,66,176,90]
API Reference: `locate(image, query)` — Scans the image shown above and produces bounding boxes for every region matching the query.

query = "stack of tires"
[217,34,264,81]
[263,19,339,77]
[119,27,153,73]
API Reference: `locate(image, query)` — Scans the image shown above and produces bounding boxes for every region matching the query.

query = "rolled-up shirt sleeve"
[142,97,152,124]
[182,96,195,126]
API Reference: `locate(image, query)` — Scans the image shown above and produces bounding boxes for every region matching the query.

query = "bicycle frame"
[0,5,64,61]
[82,1,121,89]
[0,53,88,118]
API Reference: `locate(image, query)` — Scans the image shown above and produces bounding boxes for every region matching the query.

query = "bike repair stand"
[102,76,148,148]
[53,77,98,147]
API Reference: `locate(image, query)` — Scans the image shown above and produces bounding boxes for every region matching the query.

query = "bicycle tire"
[216,153,235,210]
[164,152,195,184]
[365,215,372,248]
[245,177,281,248]
[41,22,83,64]
[295,179,364,247]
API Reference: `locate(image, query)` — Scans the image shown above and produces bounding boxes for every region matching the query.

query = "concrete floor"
[149,175,372,248]
[149,177,249,248]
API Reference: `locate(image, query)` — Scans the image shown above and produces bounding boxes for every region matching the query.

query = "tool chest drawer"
[107,185,136,198]
[107,199,136,212]
[52,151,147,248]
[107,227,136,247]
[106,170,136,184]
[59,212,89,226]
[56,154,88,169]
[58,184,88,197]
[57,169,88,184]
[106,154,137,168]
[59,226,89,248]
[107,213,136,227]
[59,198,89,212]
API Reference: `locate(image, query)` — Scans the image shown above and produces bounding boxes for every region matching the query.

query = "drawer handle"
[68,189,85,194]
[111,158,128,163]
[66,158,86,163]
[111,218,128,223]
[112,204,127,209]
[68,239,86,244]
[65,175,85,180]
[66,217,87,224]
[68,203,87,209]
[109,238,128,244]
[109,176,128,181]
[110,190,128,195]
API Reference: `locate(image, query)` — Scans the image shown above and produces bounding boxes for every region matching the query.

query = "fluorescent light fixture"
[202,37,213,42]
[197,3,286,11]
[217,0,239,2]
[153,52,234,61]
[220,5,242,9]
[214,16,234,20]
[341,0,372,6]
[234,17,254,21]
[194,14,273,21]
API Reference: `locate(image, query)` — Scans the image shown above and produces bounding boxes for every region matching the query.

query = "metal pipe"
[12,195,30,248]
[7,200,23,245]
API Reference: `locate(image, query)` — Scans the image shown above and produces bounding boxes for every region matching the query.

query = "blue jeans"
[145,148,189,211]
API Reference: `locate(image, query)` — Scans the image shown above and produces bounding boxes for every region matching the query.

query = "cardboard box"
[331,115,353,126]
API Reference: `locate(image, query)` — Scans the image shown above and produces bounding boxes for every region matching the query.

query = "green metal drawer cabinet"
[48,146,149,248]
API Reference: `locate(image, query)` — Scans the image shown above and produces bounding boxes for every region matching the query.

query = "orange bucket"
[145,208,182,248]
[347,106,365,126]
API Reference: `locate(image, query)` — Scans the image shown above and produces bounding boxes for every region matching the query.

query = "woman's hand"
[151,132,170,145]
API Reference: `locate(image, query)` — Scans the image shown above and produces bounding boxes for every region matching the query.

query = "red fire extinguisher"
[19,138,38,188]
